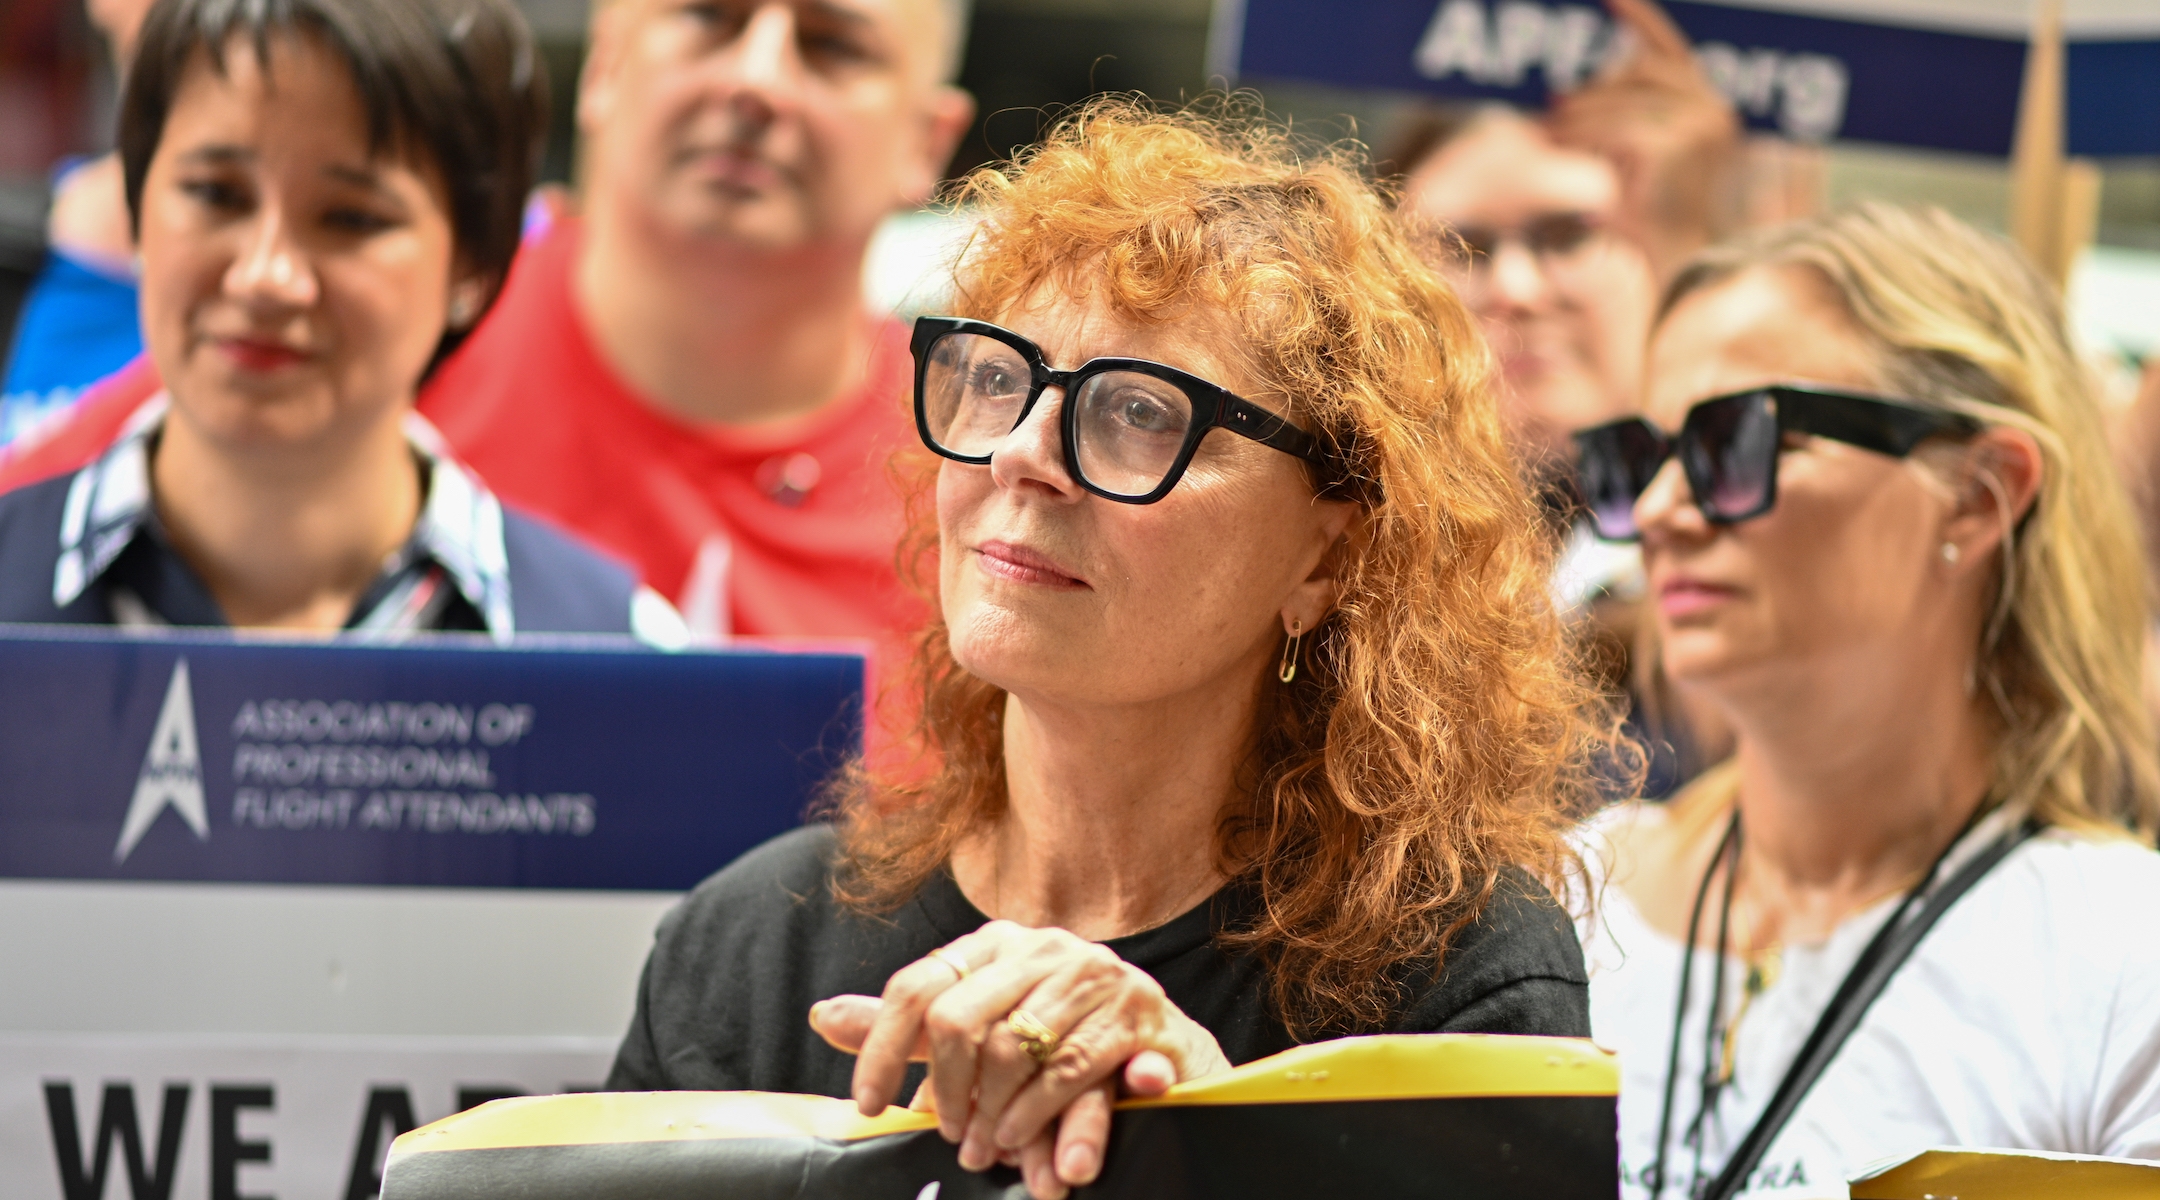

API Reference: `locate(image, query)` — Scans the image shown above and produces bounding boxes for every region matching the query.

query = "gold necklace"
[1709,811,1941,1086]
[1718,942,1782,1085]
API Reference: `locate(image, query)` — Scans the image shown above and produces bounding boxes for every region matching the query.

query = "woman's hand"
[807,920,1232,1200]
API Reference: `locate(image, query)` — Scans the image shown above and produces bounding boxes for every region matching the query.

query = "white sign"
[1,1033,613,1200]
[1410,0,1852,141]
[0,879,678,1200]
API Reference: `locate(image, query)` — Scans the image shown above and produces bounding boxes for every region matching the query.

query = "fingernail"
[958,1137,985,1171]
[1061,1143,1098,1182]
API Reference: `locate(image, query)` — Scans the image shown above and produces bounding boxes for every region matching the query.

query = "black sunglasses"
[1572,385,1982,541]
[910,316,1335,504]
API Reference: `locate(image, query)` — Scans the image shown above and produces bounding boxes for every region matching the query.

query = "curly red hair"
[831,96,1631,1036]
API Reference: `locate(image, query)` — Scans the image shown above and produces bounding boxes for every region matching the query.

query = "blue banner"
[2068,39,2160,157]
[0,628,864,890]
[1226,0,2160,157]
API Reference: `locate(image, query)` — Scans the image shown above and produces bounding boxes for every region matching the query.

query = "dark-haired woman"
[0,0,682,640]
[606,101,1623,1200]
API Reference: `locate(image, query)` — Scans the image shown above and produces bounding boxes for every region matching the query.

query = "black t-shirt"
[606,824,1590,1097]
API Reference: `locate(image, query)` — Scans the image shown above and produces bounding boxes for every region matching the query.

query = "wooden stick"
[2009,0,2075,287]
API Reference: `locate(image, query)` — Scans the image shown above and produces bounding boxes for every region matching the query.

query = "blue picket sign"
[1222,0,2160,157]
[0,626,864,890]
[2068,38,2160,157]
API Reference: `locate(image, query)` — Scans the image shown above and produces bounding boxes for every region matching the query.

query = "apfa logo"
[113,658,208,862]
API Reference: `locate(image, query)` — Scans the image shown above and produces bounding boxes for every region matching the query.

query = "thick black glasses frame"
[1573,384,1982,541]
[910,316,1335,505]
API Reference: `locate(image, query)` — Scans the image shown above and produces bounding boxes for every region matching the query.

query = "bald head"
[592,0,969,82]
[578,0,976,254]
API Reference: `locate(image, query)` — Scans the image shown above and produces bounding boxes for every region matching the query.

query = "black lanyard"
[1645,806,2039,1200]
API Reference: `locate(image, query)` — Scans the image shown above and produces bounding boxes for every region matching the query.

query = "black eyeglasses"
[911,316,1335,504]
[1448,212,1606,271]
[1572,385,1981,541]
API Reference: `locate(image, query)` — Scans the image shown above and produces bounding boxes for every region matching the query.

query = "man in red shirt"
[9,0,976,642]
[423,0,973,642]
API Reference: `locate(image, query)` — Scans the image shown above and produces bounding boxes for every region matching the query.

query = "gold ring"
[1007,1009,1060,1064]
[928,948,972,981]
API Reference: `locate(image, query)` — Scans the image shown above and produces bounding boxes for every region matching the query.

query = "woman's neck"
[1718,654,1996,947]
[950,687,1252,941]
[151,407,423,632]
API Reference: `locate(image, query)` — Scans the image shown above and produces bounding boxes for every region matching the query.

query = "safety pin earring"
[1279,618,1303,684]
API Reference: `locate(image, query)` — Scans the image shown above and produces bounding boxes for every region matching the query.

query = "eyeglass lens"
[1683,391,1780,521]
[1451,213,1602,271]
[1578,392,1781,539]
[1577,421,1669,540]
[921,330,1197,499]
[922,332,1032,453]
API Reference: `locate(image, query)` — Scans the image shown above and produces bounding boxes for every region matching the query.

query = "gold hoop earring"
[1278,618,1303,684]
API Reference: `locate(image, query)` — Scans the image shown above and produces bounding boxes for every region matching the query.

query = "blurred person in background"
[2107,359,2160,716]
[607,102,1622,1200]
[1393,0,1740,789]
[1573,204,2160,1199]
[0,0,157,447]
[0,0,683,641]
[417,0,975,645]
[1395,0,1738,494]
[2119,360,2160,564]
[1398,102,1659,495]
[1,0,975,656]
[2103,362,2160,735]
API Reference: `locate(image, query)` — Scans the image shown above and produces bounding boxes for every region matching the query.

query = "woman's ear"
[1939,425,2043,567]
[1282,501,1365,632]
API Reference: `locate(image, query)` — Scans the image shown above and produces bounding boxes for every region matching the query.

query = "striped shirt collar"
[53,394,517,642]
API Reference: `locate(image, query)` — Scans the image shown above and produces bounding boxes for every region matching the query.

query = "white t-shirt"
[1580,802,2160,1199]
[1552,518,1644,618]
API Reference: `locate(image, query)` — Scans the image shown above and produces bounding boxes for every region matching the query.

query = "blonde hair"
[1661,203,2160,839]
[831,96,1632,1035]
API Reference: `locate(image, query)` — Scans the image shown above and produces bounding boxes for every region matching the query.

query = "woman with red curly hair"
[606,99,1629,1199]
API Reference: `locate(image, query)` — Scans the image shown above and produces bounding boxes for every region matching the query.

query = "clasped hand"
[808,920,1231,1199]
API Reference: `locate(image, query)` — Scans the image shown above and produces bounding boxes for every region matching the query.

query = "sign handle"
[2008,0,2098,290]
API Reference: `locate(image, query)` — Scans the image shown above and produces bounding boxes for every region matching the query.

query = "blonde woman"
[1571,204,2160,1199]
[607,101,1626,1200]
